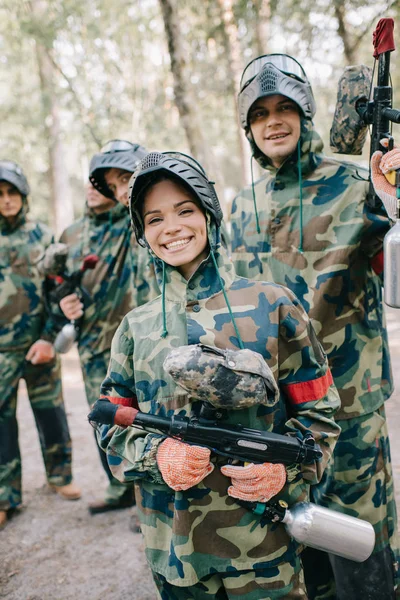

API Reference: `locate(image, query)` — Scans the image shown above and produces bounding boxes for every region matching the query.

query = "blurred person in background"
[58,142,158,515]
[0,160,80,529]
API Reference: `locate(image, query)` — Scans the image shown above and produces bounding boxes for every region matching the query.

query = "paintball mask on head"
[128,151,223,247]
[163,344,279,409]
[238,53,316,129]
[0,160,30,197]
[89,140,148,199]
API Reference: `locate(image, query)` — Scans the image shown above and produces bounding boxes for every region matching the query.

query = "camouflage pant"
[80,349,133,503]
[0,351,72,511]
[303,405,399,599]
[153,556,306,599]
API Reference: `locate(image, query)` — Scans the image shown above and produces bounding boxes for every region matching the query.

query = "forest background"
[2,0,400,235]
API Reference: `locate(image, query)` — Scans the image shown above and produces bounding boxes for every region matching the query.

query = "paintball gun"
[41,243,99,352]
[330,18,400,308]
[91,400,374,563]
[355,18,400,210]
[89,343,375,562]
[355,18,400,309]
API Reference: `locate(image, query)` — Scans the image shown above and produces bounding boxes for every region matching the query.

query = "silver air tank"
[282,502,375,563]
[384,198,400,308]
[54,322,77,354]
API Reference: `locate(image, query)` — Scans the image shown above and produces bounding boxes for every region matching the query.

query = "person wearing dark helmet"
[57,142,158,515]
[88,151,341,598]
[0,160,80,529]
[231,53,400,599]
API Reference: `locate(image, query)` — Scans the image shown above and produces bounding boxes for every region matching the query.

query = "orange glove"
[156,438,214,491]
[25,340,55,365]
[371,140,400,220]
[220,462,286,503]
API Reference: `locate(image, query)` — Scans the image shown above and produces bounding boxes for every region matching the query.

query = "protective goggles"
[100,139,137,153]
[240,54,308,91]
[0,160,25,176]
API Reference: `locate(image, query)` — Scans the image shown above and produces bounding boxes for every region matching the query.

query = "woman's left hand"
[221,462,286,503]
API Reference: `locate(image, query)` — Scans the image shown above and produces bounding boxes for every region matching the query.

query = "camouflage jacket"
[231,120,393,420]
[59,203,157,361]
[0,206,57,351]
[94,238,340,585]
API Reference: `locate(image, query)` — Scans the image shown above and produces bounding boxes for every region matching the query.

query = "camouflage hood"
[246,119,324,249]
[151,220,238,340]
[248,118,324,177]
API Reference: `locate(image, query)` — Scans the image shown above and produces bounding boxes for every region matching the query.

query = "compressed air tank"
[54,322,77,354]
[282,502,375,563]
[384,214,400,308]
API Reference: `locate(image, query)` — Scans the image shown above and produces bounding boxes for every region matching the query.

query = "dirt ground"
[1,308,400,600]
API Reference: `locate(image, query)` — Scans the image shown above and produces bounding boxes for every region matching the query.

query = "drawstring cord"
[159,247,244,350]
[210,250,244,350]
[161,261,168,338]
[250,155,261,234]
[297,140,304,252]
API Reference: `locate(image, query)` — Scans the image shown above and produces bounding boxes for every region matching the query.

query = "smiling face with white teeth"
[143,178,209,280]
[249,94,301,168]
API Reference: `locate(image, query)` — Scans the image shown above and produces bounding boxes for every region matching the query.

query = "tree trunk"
[217,0,252,186]
[30,0,74,235]
[255,0,271,56]
[158,0,213,175]
[333,0,357,65]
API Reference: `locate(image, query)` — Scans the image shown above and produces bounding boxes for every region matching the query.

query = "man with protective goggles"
[231,54,399,599]
[57,142,158,515]
[0,160,81,528]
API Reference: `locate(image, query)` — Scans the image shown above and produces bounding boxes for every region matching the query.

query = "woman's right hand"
[157,438,214,491]
[59,293,84,320]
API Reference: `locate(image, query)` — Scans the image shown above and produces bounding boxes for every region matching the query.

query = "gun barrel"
[382,107,400,124]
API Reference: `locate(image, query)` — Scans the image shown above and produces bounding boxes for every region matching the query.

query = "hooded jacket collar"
[248,118,324,178]
[152,222,236,303]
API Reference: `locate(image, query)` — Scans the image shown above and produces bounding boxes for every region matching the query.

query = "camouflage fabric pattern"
[152,554,306,599]
[59,202,158,362]
[330,64,372,155]
[59,202,158,502]
[313,405,399,583]
[93,239,340,586]
[0,206,58,350]
[163,343,279,409]
[81,349,133,502]
[231,119,392,421]
[81,349,111,408]
[38,242,69,276]
[0,351,72,510]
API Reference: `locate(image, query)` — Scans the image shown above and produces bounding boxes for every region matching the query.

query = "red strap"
[371,250,384,275]
[99,394,139,409]
[373,18,395,58]
[282,369,334,405]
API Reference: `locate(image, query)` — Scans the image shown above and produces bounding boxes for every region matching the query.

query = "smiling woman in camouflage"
[89,152,340,599]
